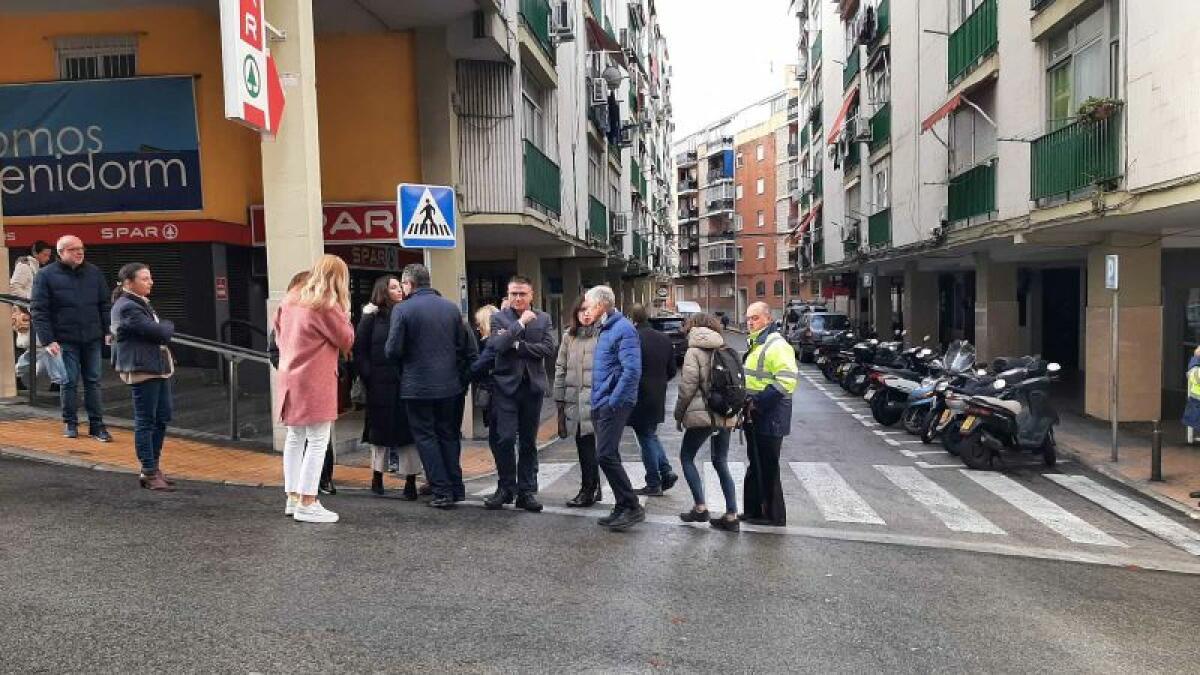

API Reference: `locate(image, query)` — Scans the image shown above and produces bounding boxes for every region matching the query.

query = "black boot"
[566,485,597,507]
[370,471,385,496]
[402,475,418,501]
[593,483,603,504]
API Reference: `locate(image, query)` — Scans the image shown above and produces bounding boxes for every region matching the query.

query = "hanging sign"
[219,0,285,135]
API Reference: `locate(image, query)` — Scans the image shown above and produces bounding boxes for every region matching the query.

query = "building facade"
[788,0,1200,422]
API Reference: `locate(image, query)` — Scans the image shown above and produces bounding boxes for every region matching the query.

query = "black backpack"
[703,346,746,418]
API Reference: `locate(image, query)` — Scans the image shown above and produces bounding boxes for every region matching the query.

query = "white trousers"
[370,444,422,475]
[283,422,332,496]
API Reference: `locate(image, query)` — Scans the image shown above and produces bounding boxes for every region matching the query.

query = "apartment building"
[788,0,1200,422]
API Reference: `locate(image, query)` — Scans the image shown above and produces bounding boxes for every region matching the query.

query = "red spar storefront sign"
[4,220,252,248]
[249,203,399,245]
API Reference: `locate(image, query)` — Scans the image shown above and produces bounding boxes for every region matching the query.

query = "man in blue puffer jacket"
[585,285,645,531]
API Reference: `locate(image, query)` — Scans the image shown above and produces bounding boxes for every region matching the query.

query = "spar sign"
[219,0,285,135]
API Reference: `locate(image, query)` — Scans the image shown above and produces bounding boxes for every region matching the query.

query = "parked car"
[674,300,702,318]
[648,314,688,365]
[782,300,826,337]
[790,311,851,363]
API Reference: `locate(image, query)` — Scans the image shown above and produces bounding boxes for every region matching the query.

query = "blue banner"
[0,76,202,216]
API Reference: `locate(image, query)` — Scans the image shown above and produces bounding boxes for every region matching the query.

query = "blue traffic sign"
[398,183,457,249]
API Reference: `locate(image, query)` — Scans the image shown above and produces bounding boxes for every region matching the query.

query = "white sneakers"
[285,495,299,516]
[293,500,339,523]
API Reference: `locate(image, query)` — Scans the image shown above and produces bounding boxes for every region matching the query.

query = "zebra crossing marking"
[1046,474,1200,556]
[790,462,885,525]
[472,462,577,496]
[962,471,1125,547]
[876,465,1005,535]
[702,461,747,513]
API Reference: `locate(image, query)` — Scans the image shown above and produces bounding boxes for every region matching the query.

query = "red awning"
[921,94,962,133]
[798,203,822,235]
[827,86,859,145]
[585,17,627,67]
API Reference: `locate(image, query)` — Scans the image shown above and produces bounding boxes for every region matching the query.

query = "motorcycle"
[910,341,977,441]
[956,361,1062,470]
[866,346,940,427]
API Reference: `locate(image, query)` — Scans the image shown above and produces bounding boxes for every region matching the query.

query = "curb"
[1054,438,1200,521]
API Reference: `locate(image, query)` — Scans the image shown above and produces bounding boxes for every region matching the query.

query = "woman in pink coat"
[274,255,355,523]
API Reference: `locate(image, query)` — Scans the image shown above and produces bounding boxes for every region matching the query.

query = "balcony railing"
[948,0,997,85]
[519,0,555,61]
[812,171,823,197]
[812,33,822,66]
[1031,109,1122,201]
[707,259,735,273]
[676,150,698,165]
[677,178,698,192]
[787,142,799,157]
[709,230,735,243]
[707,169,732,183]
[873,0,890,44]
[948,160,996,223]
[869,102,891,153]
[1031,0,1055,11]
[843,46,860,91]
[868,209,891,248]
[523,139,561,215]
[588,196,608,243]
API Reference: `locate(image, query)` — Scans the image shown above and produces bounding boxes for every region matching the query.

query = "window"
[736,185,744,199]
[675,285,685,302]
[952,0,984,30]
[757,243,766,259]
[522,69,555,154]
[1045,6,1109,127]
[756,178,765,195]
[871,160,890,212]
[949,87,996,175]
[867,61,890,105]
[736,152,745,168]
[755,281,766,297]
[774,280,785,296]
[756,210,765,228]
[56,35,138,80]
[756,144,765,161]
[789,278,801,295]
[733,214,744,231]
[736,246,744,261]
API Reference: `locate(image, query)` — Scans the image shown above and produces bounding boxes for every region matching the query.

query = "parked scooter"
[956,360,1062,470]
[866,343,940,427]
[908,341,977,439]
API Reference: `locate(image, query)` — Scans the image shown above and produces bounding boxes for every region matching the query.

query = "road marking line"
[916,462,965,469]
[851,414,878,428]
[894,440,926,445]
[910,450,952,456]
[1045,474,1200,556]
[876,465,1005,535]
[790,462,885,525]
[872,430,905,436]
[703,461,747,512]
[473,461,576,496]
[961,470,1124,547]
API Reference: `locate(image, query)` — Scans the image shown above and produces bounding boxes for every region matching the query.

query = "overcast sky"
[656,0,800,139]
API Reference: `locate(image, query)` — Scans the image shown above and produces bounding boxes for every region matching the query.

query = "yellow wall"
[0,8,422,227]
[315,33,422,201]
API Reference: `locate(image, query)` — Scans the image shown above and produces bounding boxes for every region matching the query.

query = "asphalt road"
[3,331,1200,672]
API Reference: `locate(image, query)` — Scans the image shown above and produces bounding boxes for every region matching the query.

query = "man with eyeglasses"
[740,301,797,526]
[30,235,113,442]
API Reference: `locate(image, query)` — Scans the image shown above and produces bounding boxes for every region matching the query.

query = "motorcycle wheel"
[941,420,963,456]
[959,430,994,470]
[901,406,926,436]
[845,369,869,397]
[821,362,837,382]
[1041,429,1057,468]
[871,392,904,427]
[920,411,938,444]
[799,348,814,364]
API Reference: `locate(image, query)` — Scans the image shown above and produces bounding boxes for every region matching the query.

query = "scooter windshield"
[943,341,976,374]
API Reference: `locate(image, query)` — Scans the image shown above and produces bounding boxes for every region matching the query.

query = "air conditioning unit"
[589,77,607,105]
[620,28,637,62]
[552,1,575,42]
[842,222,860,244]
[612,214,629,234]
[853,118,872,143]
[618,124,635,148]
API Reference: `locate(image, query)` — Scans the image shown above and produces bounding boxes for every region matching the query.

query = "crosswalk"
[469,458,1200,557]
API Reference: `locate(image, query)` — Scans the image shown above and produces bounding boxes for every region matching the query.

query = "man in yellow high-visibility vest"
[741,301,798,526]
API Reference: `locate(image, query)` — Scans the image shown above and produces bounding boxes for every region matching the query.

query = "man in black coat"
[479,275,557,512]
[385,264,478,509]
[30,235,112,441]
[625,304,678,496]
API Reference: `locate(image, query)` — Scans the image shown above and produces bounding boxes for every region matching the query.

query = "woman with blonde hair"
[274,255,355,523]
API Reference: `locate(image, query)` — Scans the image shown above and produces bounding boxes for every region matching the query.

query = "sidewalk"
[0,400,560,489]
[1056,412,1200,519]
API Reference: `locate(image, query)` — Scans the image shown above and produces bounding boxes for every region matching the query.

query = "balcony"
[787,141,799,158]
[678,207,699,222]
[948,160,996,223]
[801,191,812,211]
[523,139,561,215]
[1031,109,1122,201]
[868,209,891,248]
[1030,0,1055,10]
[707,259,735,273]
[676,150,698,166]
[706,136,734,155]
[677,178,698,193]
[948,0,997,85]
[812,171,823,197]
[707,169,733,184]
[787,177,800,197]
[872,0,890,45]
[811,33,822,65]
[787,97,800,121]
[869,102,891,154]
[519,0,555,62]
[631,159,647,196]
[588,196,608,244]
[843,46,860,92]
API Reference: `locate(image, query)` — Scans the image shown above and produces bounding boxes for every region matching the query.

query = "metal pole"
[228,356,240,441]
[1110,288,1119,462]
[27,335,36,407]
[1150,420,1163,482]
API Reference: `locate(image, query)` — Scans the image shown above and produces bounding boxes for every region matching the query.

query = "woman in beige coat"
[673,313,740,531]
[553,296,602,507]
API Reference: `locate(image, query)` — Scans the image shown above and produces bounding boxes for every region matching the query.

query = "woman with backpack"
[673,312,741,531]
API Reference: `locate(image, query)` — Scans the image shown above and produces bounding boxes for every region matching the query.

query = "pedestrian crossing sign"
[397,183,457,249]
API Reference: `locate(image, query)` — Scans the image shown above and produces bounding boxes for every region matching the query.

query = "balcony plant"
[1076,97,1122,123]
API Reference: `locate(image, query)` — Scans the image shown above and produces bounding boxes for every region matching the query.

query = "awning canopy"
[585,17,627,67]
[791,203,822,243]
[921,94,962,133]
[827,86,859,145]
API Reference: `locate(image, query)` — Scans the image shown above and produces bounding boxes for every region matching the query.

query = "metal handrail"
[0,292,271,440]
[220,318,269,347]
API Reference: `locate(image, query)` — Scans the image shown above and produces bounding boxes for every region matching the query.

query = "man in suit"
[481,275,557,512]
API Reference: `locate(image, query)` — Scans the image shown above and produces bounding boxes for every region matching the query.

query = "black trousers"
[743,424,786,525]
[406,396,464,500]
[575,429,599,490]
[491,381,542,494]
[594,404,638,510]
